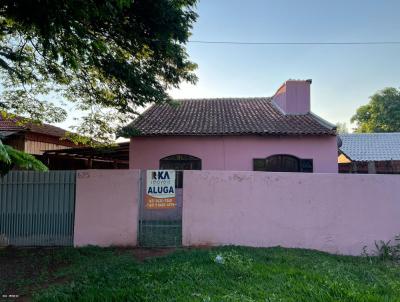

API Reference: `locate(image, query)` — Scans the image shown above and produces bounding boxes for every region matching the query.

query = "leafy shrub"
[363,235,400,261]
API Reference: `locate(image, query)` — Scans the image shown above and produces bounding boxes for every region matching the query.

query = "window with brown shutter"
[253,155,313,173]
[160,154,202,188]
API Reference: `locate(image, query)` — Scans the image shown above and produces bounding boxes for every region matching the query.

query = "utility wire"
[188,40,400,45]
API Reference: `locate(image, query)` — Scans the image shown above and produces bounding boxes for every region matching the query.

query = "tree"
[335,122,349,134]
[351,87,400,133]
[0,137,47,175]
[0,0,198,144]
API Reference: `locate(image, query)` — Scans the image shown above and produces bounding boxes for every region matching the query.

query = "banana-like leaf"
[0,139,48,175]
[5,145,48,171]
[0,139,11,164]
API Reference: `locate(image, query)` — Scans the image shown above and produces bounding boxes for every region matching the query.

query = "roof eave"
[131,132,336,137]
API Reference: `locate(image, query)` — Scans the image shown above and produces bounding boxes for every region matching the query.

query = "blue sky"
[169,0,400,129]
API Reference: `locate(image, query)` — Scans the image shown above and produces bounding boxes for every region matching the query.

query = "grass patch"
[1,246,400,301]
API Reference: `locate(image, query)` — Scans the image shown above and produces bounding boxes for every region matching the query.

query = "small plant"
[374,240,393,261]
[369,235,400,261]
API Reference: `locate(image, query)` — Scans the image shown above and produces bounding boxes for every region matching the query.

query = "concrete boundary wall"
[182,171,400,255]
[74,169,140,247]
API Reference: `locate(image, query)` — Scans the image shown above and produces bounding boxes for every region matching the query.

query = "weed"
[362,235,400,262]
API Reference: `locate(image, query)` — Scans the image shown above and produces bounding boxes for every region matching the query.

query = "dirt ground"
[0,247,72,302]
[124,247,176,261]
[0,247,176,302]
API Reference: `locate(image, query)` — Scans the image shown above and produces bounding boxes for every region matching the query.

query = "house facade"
[43,143,129,170]
[0,115,131,170]
[125,80,338,176]
[0,116,77,155]
[0,115,80,169]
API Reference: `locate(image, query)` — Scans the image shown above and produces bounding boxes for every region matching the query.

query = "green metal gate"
[138,170,182,247]
[0,171,76,246]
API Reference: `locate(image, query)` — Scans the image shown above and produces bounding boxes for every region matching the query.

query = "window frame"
[253,154,313,173]
[159,154,202,188]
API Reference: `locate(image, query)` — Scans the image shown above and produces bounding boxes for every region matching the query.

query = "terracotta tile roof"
[0,115,67,138]
[124,98,336,136]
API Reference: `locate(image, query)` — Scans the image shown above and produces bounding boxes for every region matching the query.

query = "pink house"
[124,79,338,181]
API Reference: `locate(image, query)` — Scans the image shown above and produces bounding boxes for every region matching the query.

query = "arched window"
[160,154,202,187]
[253,155,313,173]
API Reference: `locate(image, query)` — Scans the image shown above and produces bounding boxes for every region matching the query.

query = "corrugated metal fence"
[0,171,76,246]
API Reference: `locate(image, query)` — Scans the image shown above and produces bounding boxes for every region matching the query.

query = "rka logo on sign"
[152,171,171,180]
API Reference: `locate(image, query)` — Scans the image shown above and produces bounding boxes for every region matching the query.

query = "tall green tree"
[0,0,198,144]
[335,122,349,134]
[351,87,400,133]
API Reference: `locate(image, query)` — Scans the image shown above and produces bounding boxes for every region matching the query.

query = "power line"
[188,40,400,45]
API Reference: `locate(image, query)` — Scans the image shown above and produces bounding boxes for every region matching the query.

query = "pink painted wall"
[183,171,400,255]
[130,135,338,173]
[74,169,140,247]
[272,80,311,114]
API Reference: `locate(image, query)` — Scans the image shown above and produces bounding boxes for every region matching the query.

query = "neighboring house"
[0,115,77,160]
[124,79,338,183]
[339,133,400,174]
[0,115,128,170]
[43,143,129,170]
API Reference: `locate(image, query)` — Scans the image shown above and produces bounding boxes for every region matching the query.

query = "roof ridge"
[309,112,336,130]
[340,132,400,136]
[0,114,61,127]
[173,96,272,101]
[0,114,69,138]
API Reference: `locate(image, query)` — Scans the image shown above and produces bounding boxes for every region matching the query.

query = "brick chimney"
[272,79,312,115]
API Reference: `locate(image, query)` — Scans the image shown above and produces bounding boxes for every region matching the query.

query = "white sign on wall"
[145,170,176,209]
